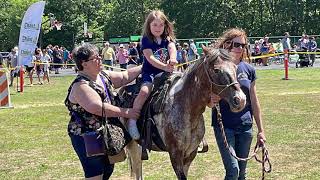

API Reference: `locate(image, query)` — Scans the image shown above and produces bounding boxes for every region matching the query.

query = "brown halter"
[203,57,239,95]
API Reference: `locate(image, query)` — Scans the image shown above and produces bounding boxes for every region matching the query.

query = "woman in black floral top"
[66,43,141,179]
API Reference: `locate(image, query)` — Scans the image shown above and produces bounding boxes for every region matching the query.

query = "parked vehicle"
[195,41,210,55]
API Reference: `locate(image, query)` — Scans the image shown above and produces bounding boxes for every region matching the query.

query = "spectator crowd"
[251,32,317,67]
[2,31,319,89]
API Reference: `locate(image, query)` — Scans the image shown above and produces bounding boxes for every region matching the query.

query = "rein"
[215,104,272,179]
[203,57,238,95]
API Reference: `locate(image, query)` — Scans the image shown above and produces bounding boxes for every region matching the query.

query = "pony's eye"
[213,69,221,74]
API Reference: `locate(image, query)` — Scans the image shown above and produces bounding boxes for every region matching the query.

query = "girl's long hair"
[142,10,175,42]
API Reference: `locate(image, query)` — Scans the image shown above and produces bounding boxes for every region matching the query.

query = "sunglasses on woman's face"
[86,55,101,62]
[232,42,246,49]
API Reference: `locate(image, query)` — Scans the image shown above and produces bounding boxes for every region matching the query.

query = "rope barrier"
[177,50,319,66]
[250,53,284,60]
[288,51,320,55]
[176,59,199,67]
[0,50,317,73]
[0,68,10,72]
[250,51,320,60]
[0,66,22,72]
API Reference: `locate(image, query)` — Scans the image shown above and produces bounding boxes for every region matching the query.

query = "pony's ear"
[202,45,210,55]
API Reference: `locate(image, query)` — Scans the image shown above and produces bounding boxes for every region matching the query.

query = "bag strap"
[99,72,110,123]
[99,72,111,126]
[99,74,110,101]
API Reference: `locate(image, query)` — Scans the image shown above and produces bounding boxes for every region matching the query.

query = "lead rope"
[215,104,272,179]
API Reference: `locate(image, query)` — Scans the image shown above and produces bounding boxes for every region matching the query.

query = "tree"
[1,0,319,52]
[104,0,162,39]
[0,0,38,51]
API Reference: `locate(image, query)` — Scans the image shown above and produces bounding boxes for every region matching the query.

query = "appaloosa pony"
[124,47,246,180]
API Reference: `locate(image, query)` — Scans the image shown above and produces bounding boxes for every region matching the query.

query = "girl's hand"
[125,108,140,119]
[168,59,178,66]
[164,63,175,73]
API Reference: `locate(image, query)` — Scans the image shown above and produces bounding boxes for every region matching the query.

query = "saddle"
[122,72,181,160]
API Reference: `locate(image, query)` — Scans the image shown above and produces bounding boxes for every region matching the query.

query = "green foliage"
[0,0,319,51]
[0,0,38,51]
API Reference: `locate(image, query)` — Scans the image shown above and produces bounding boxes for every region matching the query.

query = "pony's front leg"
[169,150,187,180]
[183,149,198,177]
[126,140,143,180]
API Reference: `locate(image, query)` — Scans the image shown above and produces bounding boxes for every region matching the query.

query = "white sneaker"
[128,120,140,140]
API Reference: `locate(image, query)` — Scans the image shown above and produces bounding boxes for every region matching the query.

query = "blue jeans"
[213,126,253,180]
[120,63,127,71]
[103,59,113,71]
[69,134,114,179]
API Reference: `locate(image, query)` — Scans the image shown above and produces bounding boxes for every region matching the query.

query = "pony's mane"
[182,48,231,78]
[182,56,204,78]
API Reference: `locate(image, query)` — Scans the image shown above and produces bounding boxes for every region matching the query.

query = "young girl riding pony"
[128,10,177,139]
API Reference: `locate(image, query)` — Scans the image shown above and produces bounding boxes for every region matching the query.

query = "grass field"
[1,68,320,180]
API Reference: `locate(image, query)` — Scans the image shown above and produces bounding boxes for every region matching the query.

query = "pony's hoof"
[197,138,209,153]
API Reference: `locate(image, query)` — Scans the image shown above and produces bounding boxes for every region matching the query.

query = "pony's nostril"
[233,97,240,106]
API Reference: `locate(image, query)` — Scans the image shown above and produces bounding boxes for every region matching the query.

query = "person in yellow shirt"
[101,42,116,70]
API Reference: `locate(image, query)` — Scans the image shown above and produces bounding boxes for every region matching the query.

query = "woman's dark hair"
[72,43,98,71]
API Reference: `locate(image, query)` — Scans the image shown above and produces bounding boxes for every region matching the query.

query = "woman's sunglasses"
[232,41,246,49]
[86,55,101,62]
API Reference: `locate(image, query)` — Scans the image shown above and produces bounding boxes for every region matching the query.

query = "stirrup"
[197,137,209,153]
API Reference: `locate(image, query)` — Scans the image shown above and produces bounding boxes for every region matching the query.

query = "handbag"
[71,112,105,157]
[82,131,105,157]
[100,103,132,156]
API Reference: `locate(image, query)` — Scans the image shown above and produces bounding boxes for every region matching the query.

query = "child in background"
[176,44,184,72]
[128,10,177,139]
[181,43,189,71]
[33,48,43,85]
[42,49,51,84]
